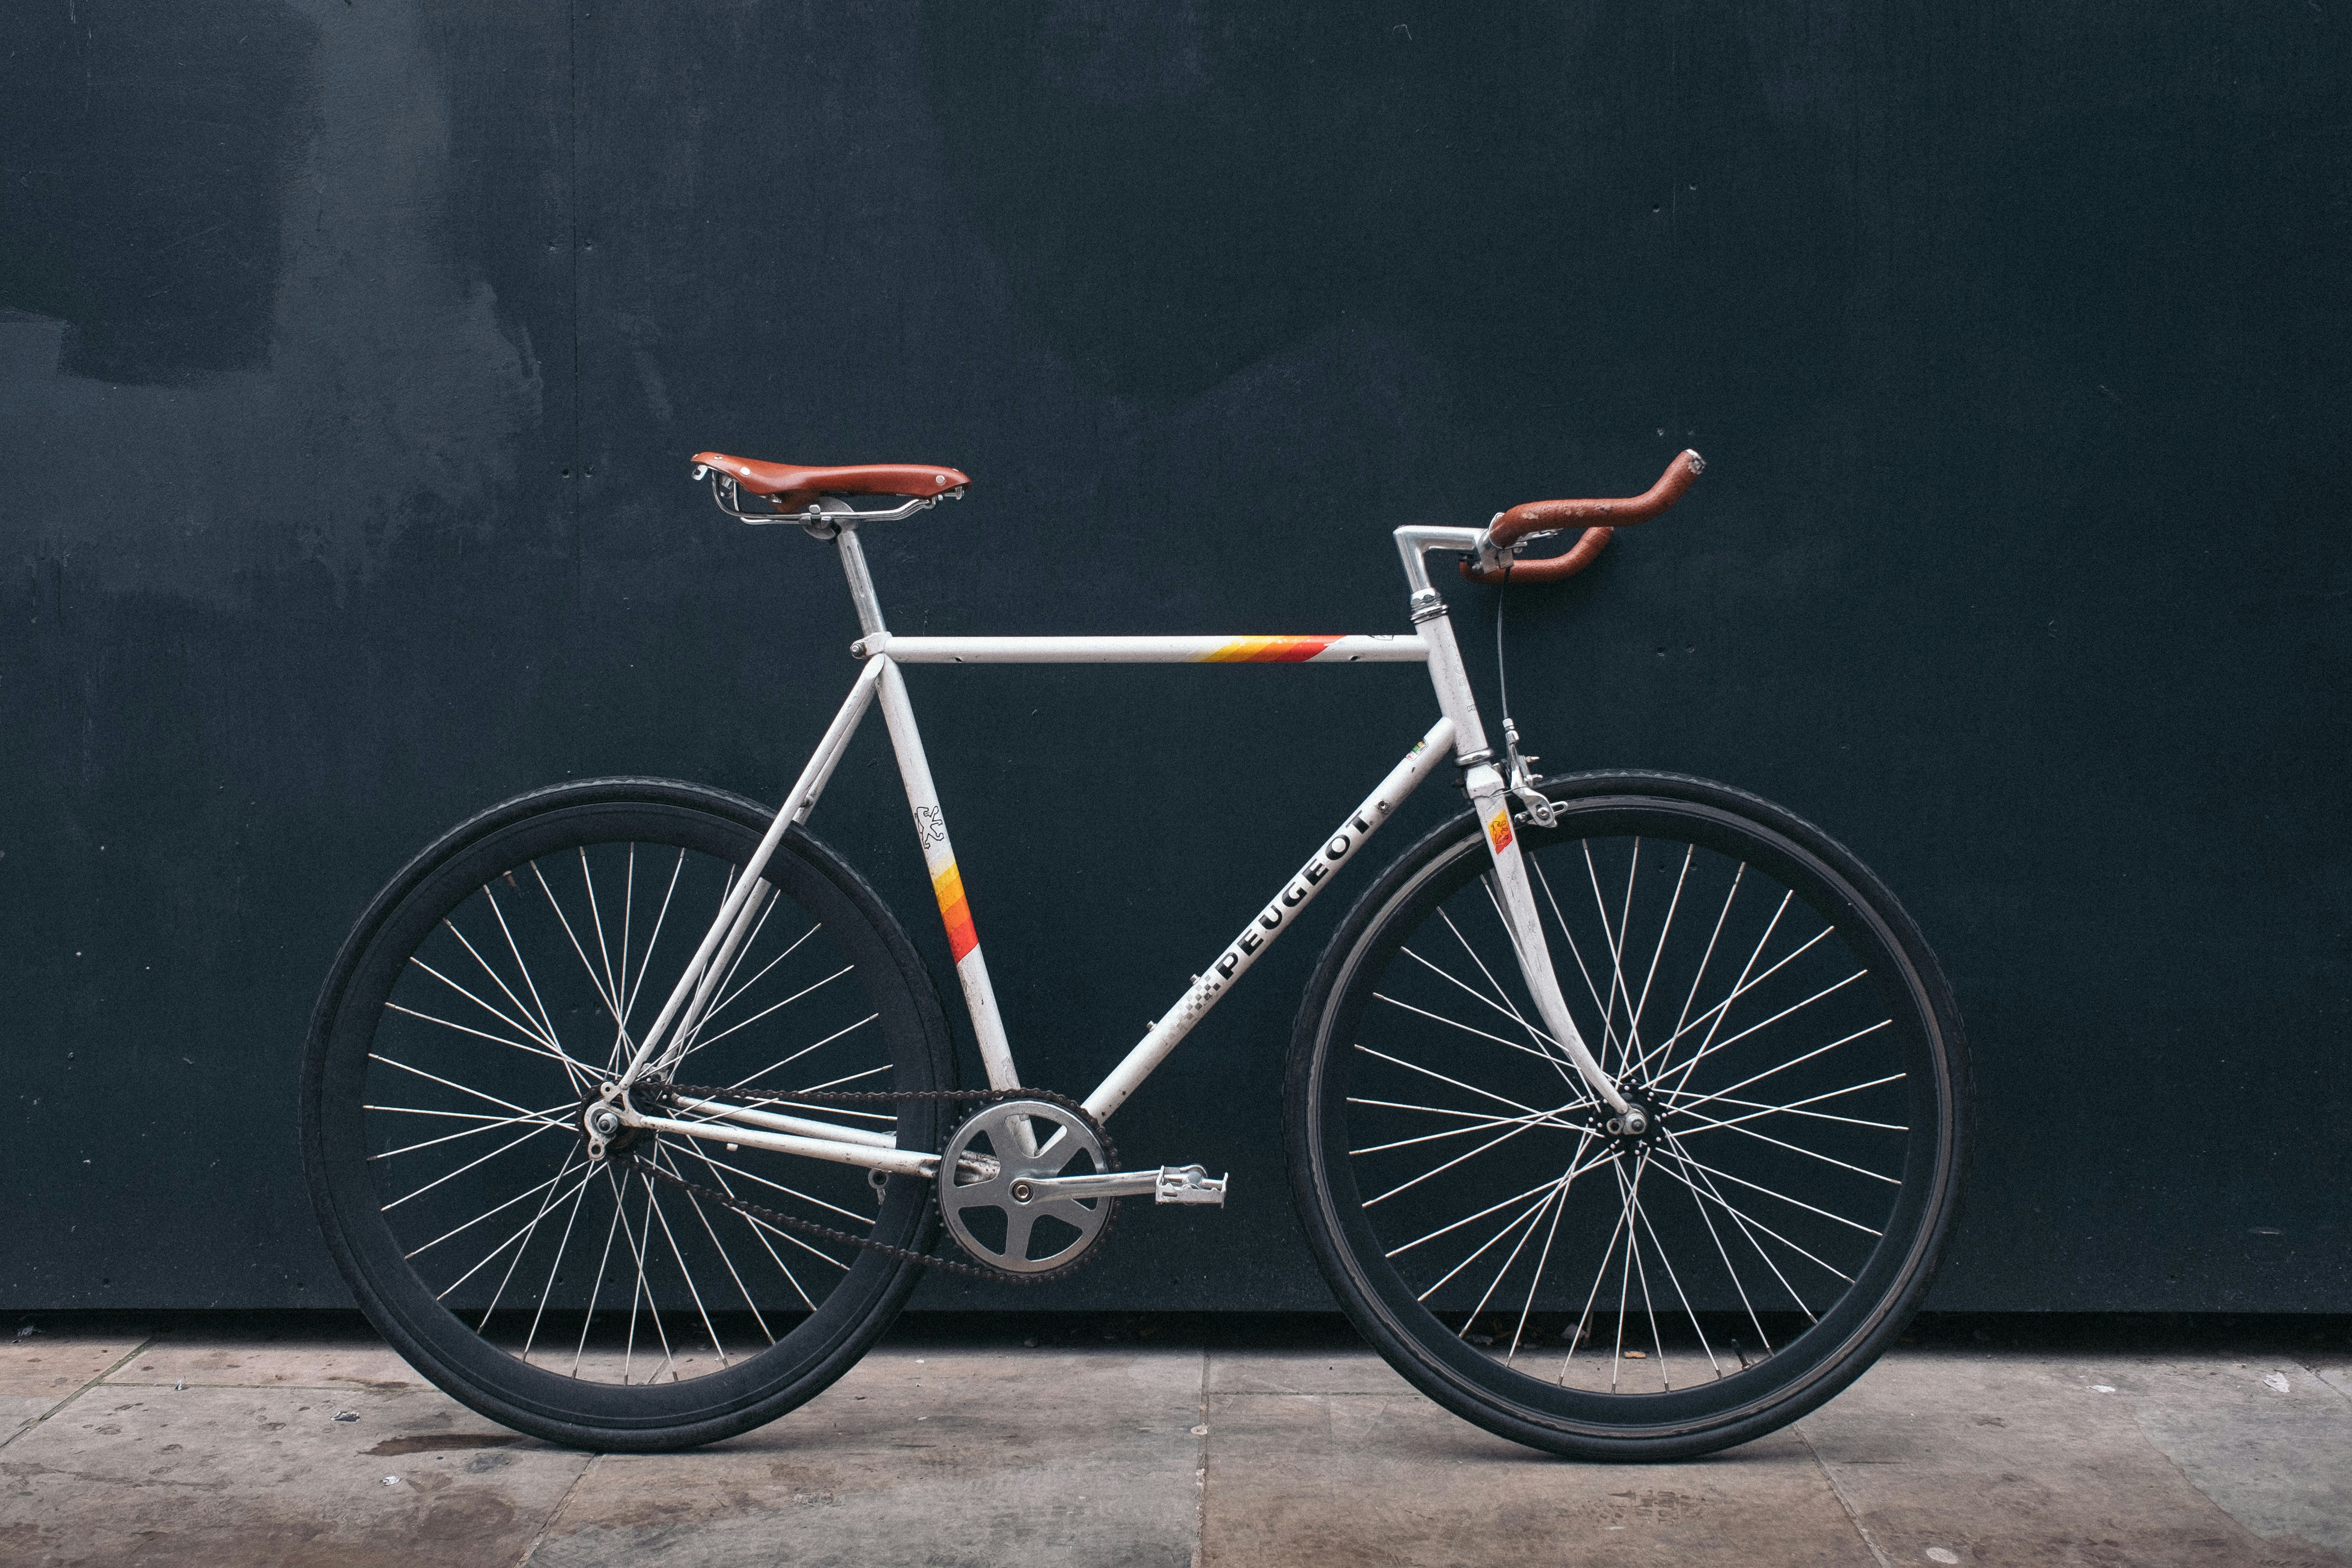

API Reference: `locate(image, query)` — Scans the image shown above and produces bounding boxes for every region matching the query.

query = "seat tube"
[872,656,1022,1092]
[1411,590,1634,1119]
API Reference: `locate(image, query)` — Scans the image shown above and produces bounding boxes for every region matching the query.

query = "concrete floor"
[2,1317,2348,1567]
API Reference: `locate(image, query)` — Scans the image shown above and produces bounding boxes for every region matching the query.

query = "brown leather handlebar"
[1459,449,1705,585]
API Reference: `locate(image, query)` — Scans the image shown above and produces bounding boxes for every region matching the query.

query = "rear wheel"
[1287,772,1967,1459]
[300,779,953,1451]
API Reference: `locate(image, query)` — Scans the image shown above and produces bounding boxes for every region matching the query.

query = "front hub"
[1593,1089,1667,1154]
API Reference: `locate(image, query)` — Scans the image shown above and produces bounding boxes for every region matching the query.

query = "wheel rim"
[1318,797,1952,1418]
[322,805,937,1396]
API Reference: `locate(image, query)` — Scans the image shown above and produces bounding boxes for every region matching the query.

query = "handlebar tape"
[1459,449,1705,585]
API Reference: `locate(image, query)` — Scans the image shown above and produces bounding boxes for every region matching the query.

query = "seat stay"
[614,656,885,1090]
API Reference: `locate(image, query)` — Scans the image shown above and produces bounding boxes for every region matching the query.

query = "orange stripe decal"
[1195,635,1344,664]
[1485,810,1514,853]
[932,861,978,963]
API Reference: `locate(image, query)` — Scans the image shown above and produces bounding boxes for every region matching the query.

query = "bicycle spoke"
[1390,1145,1620,1263]
[1362,1106,1575,1208]
[577,847,624,1021]
[1646,901,1838,1089]
[530,860,625,1024]
[1561,1177,1635,1379]
[1373,987,1590,1086]
[1581,838,1645,1072]
[369,1098,576,1161]
[406,950,561,1055]
[382,1000,594,1080]
[799,1062,890,1093]
[1350,1103,1582,1156]
[616,845,637,1044]
[1610,1157,1642,1389]
[1665,1018,1891,1116]
[674,888,785,1061]
[660,1141,821,1313]
[1678,1079,1908,1132]
[1668,1102,1900,1184]
[1627,845,1694,1076]
[473,1144,586,1325]
[1630,1165,1720,1382]
[1354,1043,1552,1121]
[1433,910,1580,1091]
[644,1182,727,1367]
[436,920,566,1054]
[1650,1137,1854,1291]
[571,1180,629,1377]
[1458,1177,1563,1330]
[520,1146,598,1364]
[1664,1146,1882,1237]
[680,965,855,1054]
[1391,1172,1582,1263]
[1525,858,1617,1053]
[617,848,689,1059]
[1659,861,1744,1075]
[483,883,573,1074]
[406,1160,578,1263]
[697,920,821,1031]
[368,1053,551,1125]
[675,1145,876,1227]
[1347,1094,1582,1128]
[1623,1157,1672,1388]
[1415,1178,1569,1302]
[716,1012,880,1095]
[1668,1130,1778,1357]
[1505,1137,1584,1360]
[614,1167,675,1385]
[434,1157,599,1305]
[650,1146,779,1344]
[1662,968,1868,1102]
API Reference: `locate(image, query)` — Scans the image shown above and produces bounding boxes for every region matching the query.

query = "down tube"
[1082,716,1456,1122]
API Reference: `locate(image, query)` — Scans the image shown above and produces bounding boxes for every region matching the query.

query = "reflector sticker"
[1194,635,1344,663]
[1486,810,1513,852]
[933,860,977,962]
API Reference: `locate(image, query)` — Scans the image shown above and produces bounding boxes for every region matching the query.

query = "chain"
[620,1082,1117,1286]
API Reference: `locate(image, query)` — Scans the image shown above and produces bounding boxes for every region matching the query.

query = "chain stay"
[625,1082,1117,1286]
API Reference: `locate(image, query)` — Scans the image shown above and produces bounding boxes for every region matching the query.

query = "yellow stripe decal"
[1194,635,1344,664]
[932,861,978,962]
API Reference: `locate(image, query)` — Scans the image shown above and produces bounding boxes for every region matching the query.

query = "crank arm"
[1019,1164,1230,1206]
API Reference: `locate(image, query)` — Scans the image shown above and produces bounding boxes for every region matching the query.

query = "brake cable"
[1491,554,1558,828]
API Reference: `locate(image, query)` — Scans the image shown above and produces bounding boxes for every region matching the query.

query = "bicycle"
[300,447,1967,1459]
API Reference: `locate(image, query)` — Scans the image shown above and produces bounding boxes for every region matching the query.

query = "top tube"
[854,633,1429,665]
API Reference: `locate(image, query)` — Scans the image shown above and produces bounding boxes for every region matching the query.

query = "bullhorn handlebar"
[1459,449,1706,585]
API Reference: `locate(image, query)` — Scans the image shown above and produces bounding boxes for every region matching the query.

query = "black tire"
[1287,771,1967,1459]
[300,778,954,1451]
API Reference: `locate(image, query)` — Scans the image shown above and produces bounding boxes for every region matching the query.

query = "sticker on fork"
[1485,810,1513,852]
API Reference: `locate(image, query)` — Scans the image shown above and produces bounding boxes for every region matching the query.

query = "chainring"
[938,1098,1119,1276]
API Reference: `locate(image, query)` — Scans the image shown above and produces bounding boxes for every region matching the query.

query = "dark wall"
[4,0,2346,1312]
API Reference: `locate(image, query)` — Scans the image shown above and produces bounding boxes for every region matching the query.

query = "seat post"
[835,524,890,639]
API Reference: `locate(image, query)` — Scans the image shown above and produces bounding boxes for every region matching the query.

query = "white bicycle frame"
[594,502,1639,1189]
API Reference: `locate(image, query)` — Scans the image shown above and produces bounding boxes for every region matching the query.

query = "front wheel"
[300,779,955,1451]
[1287,771,1967,1459]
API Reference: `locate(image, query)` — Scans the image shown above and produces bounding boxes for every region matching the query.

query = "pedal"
[1154,1164,1229,1206]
